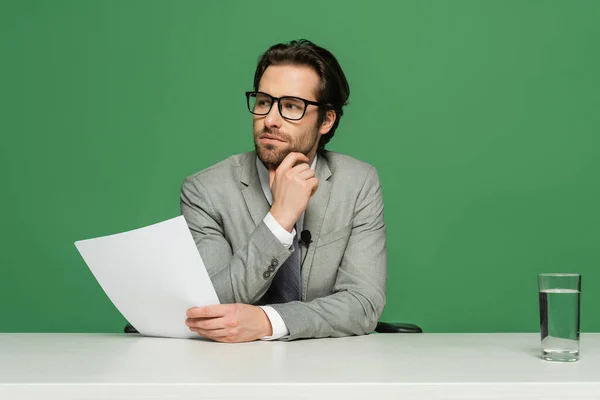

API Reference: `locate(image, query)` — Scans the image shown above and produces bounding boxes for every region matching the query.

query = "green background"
[1,0,598,333]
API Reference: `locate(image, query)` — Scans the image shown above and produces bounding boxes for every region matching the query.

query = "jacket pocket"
[316,222,352,248]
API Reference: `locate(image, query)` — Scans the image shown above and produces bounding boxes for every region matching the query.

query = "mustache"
[257,127,290,141]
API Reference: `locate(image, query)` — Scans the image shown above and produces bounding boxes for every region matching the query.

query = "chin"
[256,145,289,167]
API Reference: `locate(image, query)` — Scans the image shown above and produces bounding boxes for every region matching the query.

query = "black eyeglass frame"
[245,91,327,121]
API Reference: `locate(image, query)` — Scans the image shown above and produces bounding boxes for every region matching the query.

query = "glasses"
[245,91,324,121]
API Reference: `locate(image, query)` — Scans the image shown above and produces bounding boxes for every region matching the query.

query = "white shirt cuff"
[264,212,295,248]
[259,306,289,340]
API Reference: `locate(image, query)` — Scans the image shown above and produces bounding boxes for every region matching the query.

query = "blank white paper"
[74,216,220,339]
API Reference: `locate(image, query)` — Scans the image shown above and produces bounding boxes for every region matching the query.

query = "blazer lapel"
[301,152,333,299]
[240,152,270,227]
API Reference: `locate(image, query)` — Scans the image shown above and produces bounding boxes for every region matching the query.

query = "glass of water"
[538,273,581,362]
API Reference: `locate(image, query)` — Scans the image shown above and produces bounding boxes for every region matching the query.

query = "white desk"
[0,333,598,399]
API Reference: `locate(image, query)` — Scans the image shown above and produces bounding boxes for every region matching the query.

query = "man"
[181,39,387,342]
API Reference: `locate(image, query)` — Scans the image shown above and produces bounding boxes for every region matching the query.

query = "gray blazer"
[180,150,387,340]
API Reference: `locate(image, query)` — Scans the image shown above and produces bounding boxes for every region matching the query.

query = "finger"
[308,177,319,196]
[295,169,316,180]
[186,317,228,330]
[290,163,311,174]
[278,152,309,172]
[192,328,229,339]
[186,304,230,319]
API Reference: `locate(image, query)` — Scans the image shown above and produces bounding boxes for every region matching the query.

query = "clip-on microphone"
[299,230,312,247]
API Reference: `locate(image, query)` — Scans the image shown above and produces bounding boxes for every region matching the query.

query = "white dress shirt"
[256,155,317,340]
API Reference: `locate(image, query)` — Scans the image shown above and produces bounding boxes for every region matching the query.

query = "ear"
[318,110,336,135]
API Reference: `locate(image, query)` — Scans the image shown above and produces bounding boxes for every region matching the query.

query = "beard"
[254,124,319,168]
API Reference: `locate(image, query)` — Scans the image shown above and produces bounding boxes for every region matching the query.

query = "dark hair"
[253,39,350,150]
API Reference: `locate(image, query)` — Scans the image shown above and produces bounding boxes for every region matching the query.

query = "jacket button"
[267,265,276,272]
[271,258,278,267]
[263,271,270,279]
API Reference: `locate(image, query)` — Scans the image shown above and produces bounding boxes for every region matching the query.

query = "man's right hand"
[269,152,319,232]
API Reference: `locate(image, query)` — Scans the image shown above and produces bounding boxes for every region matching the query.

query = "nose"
[264,101,283,130]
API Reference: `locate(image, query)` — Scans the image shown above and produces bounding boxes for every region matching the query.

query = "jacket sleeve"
[180,176,294,304]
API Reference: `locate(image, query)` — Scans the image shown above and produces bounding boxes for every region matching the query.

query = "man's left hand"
[186,304,273,343]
